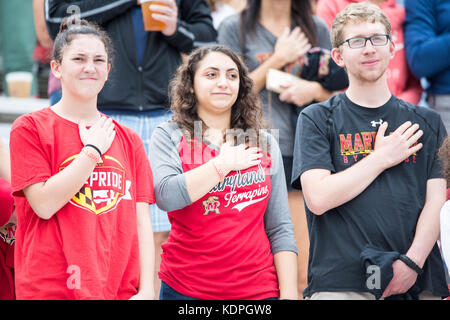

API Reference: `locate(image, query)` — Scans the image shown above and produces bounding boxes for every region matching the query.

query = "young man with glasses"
[291,2,449,300]
[316,0,423,105]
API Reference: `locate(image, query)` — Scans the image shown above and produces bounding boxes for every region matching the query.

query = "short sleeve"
[318,55,349,91]
[291,107,335,189]
[9,117,52,197]
[133,133,155,204]
[313,15,332,50]
[428,115,448,180]
[217,14,243,56]
[301,49,349,91]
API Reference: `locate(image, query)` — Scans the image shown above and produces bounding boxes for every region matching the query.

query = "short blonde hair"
[331,2,392,48]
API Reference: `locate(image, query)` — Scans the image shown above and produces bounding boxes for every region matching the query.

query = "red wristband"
[82,147,102,164]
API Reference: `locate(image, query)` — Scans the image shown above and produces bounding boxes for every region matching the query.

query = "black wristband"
[85,144,102,157]
[398,254,423,275]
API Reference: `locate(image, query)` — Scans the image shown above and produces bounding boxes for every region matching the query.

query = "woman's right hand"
[215,141,262,174]
[274,27,311,66]
[79,116,116,155]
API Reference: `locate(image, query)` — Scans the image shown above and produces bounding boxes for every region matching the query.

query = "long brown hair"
[169,45,266,146]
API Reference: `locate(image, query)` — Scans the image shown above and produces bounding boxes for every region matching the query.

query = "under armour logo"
[371,119,383,127]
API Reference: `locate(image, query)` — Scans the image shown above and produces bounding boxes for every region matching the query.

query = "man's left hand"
[381,259,418,299]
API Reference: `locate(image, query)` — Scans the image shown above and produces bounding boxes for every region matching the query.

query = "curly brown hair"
[169,45,266,146]
[439,136,450,187]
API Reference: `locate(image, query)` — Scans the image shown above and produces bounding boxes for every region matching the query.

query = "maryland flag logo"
[60,154,131,215]
[0,225,15,245]
[202,196,220,215]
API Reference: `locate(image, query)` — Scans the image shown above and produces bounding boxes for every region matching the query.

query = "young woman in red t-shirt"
[150,45,298,300]
[9,17,155,299]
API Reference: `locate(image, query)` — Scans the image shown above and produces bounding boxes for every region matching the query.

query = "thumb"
[78,120,87,136]
[280,83,293,90]
[78,120,88,145]
[279,89,291,102]
[281,27,290,38]
[223,139,234,147]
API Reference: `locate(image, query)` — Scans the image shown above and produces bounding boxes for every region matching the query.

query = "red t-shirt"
[10,108,155,300]
[0,226,15,300]
[159,137,279,300]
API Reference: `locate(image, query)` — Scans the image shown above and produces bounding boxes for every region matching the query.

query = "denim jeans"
[160,281,198,300]
[160,281,279,300]
[102,108,173,232]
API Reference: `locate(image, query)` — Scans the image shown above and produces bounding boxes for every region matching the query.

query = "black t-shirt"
[292,93,448,298]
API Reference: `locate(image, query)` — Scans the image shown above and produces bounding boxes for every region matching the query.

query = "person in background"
[0,139,15,300]
[206,0,247,29]
[310,0,318,14]
[217,0,347,299]
[45,0,217,298]
[0,178,15,300]
[404,0,450,132]
[149,45,297,300]
[293,2,448,300]
[33,0,62,104]
[405,0,450,290]
[316,0,423,106]
[9,18,155,299]
[438,137,450,297]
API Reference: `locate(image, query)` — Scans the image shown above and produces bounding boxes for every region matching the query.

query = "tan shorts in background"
[307,291,441,300]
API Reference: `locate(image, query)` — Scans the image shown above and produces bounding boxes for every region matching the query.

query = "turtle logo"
[202,196,220,215]
[0,225,15,245]
[60,154,131,215]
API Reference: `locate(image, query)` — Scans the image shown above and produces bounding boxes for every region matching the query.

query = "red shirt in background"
[0,177,15,300]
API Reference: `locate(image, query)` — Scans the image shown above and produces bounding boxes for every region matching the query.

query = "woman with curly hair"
[149,44,298,300]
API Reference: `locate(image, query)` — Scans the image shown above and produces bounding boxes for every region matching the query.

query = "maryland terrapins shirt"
[149,121,297,300]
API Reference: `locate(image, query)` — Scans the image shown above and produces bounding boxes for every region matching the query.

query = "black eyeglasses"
[338,34,390,49]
